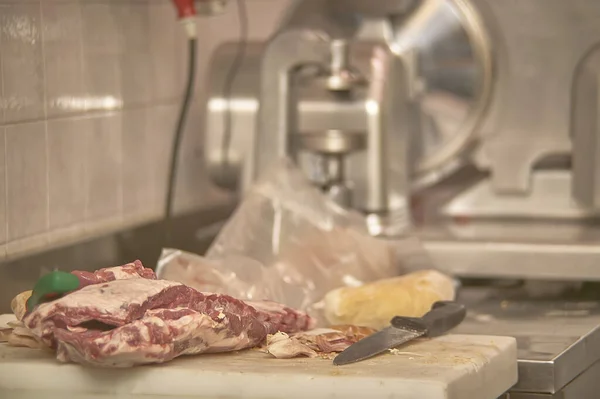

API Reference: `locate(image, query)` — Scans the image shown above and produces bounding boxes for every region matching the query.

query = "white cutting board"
[0,334,517,399]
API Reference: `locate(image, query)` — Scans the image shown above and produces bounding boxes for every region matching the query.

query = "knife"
[333,301,466,366]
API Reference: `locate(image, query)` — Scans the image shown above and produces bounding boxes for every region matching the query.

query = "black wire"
[164,38,197,246]
[220,0,249,179]
[164,0,247,247]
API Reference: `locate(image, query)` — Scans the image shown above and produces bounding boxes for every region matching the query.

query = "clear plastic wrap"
[157,159,434,324]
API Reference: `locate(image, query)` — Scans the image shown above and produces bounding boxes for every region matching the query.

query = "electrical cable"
[220,0,249,180]
[164,37,197,246]
[163,0,246,248]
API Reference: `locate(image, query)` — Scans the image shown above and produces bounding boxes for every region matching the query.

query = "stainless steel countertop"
[456,285,600,396]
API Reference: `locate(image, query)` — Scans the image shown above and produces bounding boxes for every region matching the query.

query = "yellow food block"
[323,270,456,330]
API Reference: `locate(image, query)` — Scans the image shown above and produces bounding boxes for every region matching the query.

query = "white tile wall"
[5,122,48,241]
[0,0,289,260]
[47,117,87,230]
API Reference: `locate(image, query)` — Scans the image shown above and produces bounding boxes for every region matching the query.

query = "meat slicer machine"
[203,0,600,397]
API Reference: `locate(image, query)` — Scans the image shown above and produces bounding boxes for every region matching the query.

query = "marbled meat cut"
[71,259,157,288]
[23,261,315,367]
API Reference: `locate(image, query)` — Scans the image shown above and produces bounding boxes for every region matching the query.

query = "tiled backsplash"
[0,0,289,260]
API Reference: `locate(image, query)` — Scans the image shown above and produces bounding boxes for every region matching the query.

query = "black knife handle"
[421,301,466,337]
[391,301,466,337]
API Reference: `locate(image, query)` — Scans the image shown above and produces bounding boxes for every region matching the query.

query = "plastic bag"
[157,159,433,324]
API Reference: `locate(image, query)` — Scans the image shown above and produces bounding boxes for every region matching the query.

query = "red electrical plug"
[171,0,198,38]
[171,0,197,19]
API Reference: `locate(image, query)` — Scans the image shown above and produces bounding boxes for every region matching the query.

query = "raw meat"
[23,262,315,367]
[10,261,155,322]
[72,259,156,288]
[265,325,376,359]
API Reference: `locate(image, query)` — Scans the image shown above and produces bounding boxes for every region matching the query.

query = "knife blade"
[333,301,466,366]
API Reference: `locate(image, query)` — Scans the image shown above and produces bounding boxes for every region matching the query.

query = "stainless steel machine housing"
[204,0,600,281]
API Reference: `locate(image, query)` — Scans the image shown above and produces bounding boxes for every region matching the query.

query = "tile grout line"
[0,96,186,129]
[39,0,51,238]
[3,129,6,255]
[76,0,88,233]
[115,3,125,225]
[78,0,90,227]
[148,3,162,217]
[0,4,5,252]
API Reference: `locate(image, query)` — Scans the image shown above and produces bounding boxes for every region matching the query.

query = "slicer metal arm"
[251,30,330,186]
[364,46,409,215]
[572,45,600,209]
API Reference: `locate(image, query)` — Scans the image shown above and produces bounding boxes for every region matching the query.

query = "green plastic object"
[26,271,81,312]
